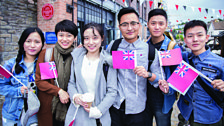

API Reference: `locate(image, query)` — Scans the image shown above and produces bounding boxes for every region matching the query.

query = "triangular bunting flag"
[191,7,195,12]
[175,5,179,10]
[198,8,201,12]
[122,0,125,3]
[158,2,161,8]
[219,10,222,15]
[149,1,153,8]
[140,0,144,5]
[212,9,215,14]
[205,8,208,14]
[204,16,207,19]
[183,6,186,10]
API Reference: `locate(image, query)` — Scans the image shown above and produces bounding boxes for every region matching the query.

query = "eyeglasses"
[119,21,139,29]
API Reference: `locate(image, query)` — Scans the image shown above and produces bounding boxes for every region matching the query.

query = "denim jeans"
[2,115,38,126]
[178,112,224,126]
[2,116,21,126]
[145,85,172,126]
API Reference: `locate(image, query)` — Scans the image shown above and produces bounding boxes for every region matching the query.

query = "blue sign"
[45,32,57,44]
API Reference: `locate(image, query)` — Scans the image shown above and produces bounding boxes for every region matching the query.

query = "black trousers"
[109,101,146,126]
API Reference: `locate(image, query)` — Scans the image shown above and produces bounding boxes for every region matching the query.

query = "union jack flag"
[159,50,171,58]
[49,62,56,70]
[123,50,135,60]
[174,62,189,77]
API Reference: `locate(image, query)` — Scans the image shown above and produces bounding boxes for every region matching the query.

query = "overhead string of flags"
[120,0,223,22]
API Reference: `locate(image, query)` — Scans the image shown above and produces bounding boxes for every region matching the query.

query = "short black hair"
[117,7,139,23]
[55,19,78,37]
[148,9,167,22]
[184,20,207,36]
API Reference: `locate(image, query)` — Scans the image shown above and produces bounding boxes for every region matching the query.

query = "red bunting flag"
[122,0,125,3]
[219,10,222,15]
[188,19,190,21]
[205,8,208,14]
[175,5,179,10]
[204,16,207,19]
[198,8,201,12]
[149,1,153,8]
[176,20,179,22]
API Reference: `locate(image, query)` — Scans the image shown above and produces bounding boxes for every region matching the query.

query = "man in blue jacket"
[178,20,224,125]
[145,9,179,126]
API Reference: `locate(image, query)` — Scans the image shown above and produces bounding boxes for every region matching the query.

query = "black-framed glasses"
[119,21,139,29]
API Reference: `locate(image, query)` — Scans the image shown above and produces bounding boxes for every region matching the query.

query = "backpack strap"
[103,63,109,82]
[189,58,224,109]
[148,43,155,71]
[110,38,123,54]
[167,40,176,50]
[45,48,53,62]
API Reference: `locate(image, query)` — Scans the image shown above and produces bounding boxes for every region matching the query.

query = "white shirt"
[81,55,100,97]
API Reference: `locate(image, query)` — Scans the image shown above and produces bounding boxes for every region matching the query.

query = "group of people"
[0,6,224,126]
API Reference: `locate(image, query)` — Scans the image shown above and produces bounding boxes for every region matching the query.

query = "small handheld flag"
[0,64,26,87]
[0,65,12,79]
[167,60,199,95]
[112,50,136,69]
[39,61,58,80]
[158,48,182,66]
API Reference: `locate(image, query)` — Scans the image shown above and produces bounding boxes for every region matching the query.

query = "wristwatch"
[147,72,152,79]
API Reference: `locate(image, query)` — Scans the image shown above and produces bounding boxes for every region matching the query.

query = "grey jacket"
[65,47,117,126]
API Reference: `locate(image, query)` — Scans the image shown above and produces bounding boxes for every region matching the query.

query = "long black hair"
[15,27,45,74]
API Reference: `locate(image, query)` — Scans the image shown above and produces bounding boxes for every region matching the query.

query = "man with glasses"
[106,7,158,126]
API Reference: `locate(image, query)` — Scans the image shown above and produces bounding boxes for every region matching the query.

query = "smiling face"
[184,26,209,55]
[119,13,140,43]
[147,15,167,39]
[83,28,103,54]
[23,32,43,58]
[57,31,75,49]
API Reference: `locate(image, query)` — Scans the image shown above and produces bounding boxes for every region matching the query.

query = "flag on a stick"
[112,50,136,69]
[167,60,199,95]
[0,64,26,86]
[39,61,58,80]
[0,65,12,79]
[158,48,182,66]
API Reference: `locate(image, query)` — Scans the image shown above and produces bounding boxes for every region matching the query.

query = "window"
[137,0,140,13]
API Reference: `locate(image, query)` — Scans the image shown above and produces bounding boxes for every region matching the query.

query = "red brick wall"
[37,0,77,32]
